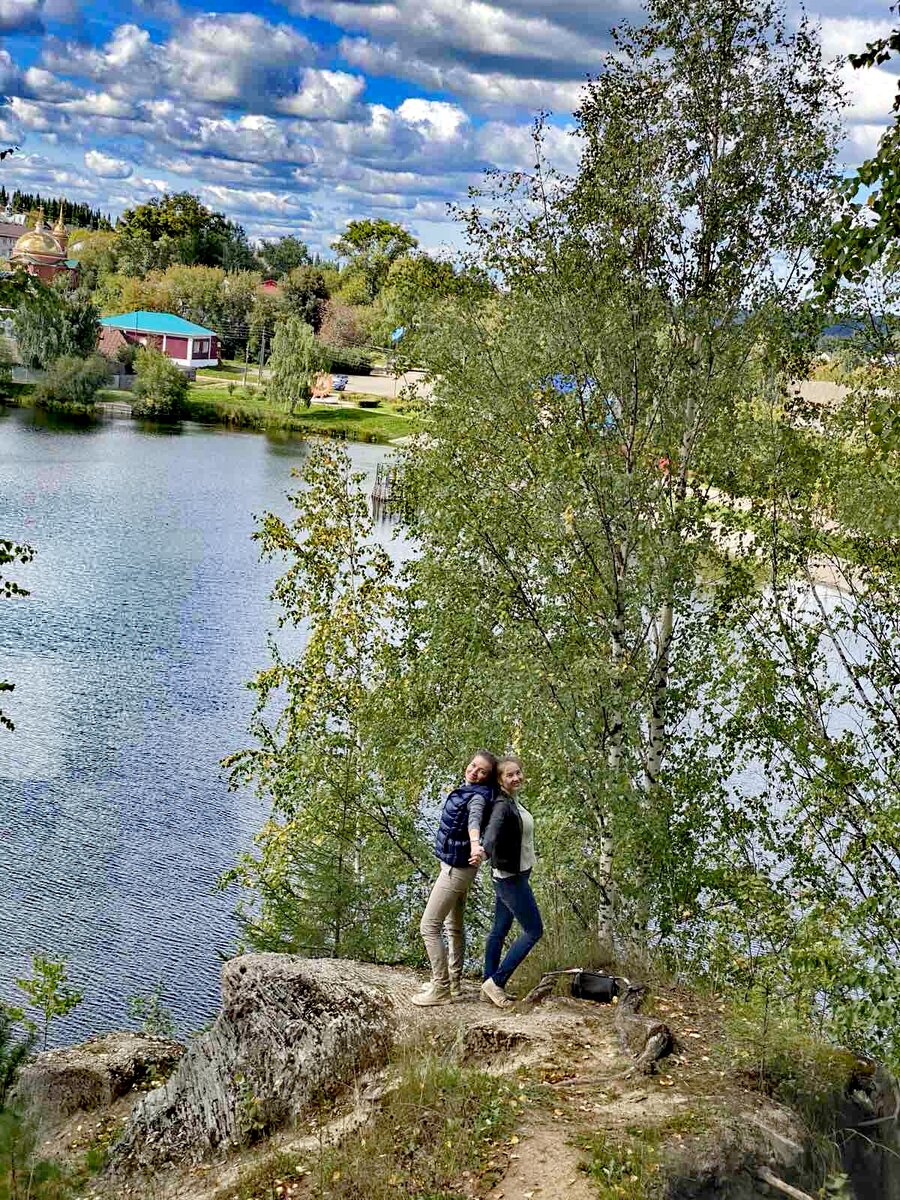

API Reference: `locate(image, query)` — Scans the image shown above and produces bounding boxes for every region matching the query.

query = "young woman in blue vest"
[479,754,544,1009]
[411,750,497,1007]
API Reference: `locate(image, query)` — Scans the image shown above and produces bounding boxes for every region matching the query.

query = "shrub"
[132,347,189,419]
[126,980,175,1039]
[114,343,139,374]
[32,355,108,413]
[0,1004,71,1199]
[14,290,99,370]
[331,269,371,307]
[0,343,11,401]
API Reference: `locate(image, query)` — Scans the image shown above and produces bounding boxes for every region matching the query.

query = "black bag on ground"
[570,970,619,1003]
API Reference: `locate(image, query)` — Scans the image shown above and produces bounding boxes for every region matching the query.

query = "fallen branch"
[756,1165,816,1200]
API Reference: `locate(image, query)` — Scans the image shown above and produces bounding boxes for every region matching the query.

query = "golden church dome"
[12,213,64,261]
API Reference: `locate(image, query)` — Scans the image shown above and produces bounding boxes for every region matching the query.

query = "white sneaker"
[480,978,515,1009]
[411,983,452,1007]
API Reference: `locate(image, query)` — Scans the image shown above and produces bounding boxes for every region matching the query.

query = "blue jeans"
[483,869,544,989]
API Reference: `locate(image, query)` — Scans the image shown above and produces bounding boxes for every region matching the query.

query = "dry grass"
[215,1043,521,1200]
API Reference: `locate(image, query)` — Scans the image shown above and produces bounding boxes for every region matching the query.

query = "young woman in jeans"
[479,754,544,1009]
[411,750,497,1007]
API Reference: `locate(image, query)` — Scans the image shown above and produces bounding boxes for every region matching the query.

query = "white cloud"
[0,0,43,33]
[841,63,898,124]
[396,98,468,140]
[819,16,896,60]
[22,66,79,99]
[292,0,609,67]
[41,24,153,85]
[167,14,313,105]
[0,47,21,92]
[62,90,136,118]
[276,68,365,119]
[7,96,55,132]
[157,153,287,185]
[841,121,892,162]
[41,16,315,110]
[340,36,585,112]
[476,119,580,174]
[0,112,22,146]
[130,0,182,19]
[0,149,89,189]
[85,148,133,177]
[197,183,311,219]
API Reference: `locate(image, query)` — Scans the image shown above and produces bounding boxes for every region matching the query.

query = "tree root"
[614,984,673,1075]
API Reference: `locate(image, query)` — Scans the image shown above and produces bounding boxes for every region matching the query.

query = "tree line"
[0,187,110,230]
[2,187,481,418]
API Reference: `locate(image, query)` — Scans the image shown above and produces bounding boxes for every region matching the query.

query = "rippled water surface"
[0,408,394,1044]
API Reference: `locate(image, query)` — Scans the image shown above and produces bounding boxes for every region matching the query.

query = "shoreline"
[2,387,420,446]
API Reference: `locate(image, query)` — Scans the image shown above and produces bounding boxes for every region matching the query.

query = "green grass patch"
[197,362,255,382]
[576,1128,662,1199]
[575,1107,714,1200]
[216,1052,520,1200]
[183,386,418,443]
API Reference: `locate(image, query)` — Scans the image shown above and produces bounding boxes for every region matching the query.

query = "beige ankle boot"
[411,982,451,1007]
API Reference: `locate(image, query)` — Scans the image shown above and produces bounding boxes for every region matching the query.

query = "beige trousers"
[420,862,479,987]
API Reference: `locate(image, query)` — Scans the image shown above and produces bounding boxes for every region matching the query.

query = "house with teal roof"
[99,311,219,369]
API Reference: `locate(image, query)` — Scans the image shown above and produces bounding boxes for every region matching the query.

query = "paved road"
[342,369,430,399]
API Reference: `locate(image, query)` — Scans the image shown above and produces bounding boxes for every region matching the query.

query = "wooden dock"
[371,462,409,518]
[97,399,134,419]
[371,462,399,503]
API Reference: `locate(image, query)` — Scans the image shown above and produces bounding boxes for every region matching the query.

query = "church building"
[9,206,79,284]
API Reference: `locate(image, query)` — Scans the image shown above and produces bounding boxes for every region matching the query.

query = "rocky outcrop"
[111,955,406,1174]
[16,1032,184,1119]
[20,960,899,1200]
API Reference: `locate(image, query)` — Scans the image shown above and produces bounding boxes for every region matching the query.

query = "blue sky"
[0,0,898,255]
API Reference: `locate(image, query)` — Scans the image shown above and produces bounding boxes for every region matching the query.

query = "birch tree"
[396,0,841,957]
[695,281,900,1068]
[221,446,426,960]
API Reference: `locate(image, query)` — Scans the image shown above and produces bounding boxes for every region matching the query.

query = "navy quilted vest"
[434,783,494,868]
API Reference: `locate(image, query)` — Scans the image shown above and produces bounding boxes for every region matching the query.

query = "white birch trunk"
[643,599,673,794]
[596,601,627,959]
[595,816,615,961]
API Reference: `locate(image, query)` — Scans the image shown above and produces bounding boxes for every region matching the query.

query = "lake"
[0,407,397,1045]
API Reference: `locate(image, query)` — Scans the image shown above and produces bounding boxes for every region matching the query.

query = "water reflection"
[0,408,401,1044]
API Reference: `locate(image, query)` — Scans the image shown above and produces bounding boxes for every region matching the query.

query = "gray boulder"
[16,1031,184,1119]
[111,955,405,1173]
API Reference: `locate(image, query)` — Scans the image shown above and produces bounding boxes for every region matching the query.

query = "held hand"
[469,843,486,866]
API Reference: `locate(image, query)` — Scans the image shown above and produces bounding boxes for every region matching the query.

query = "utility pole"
[258,326,266,386]
[242,339,249,386]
